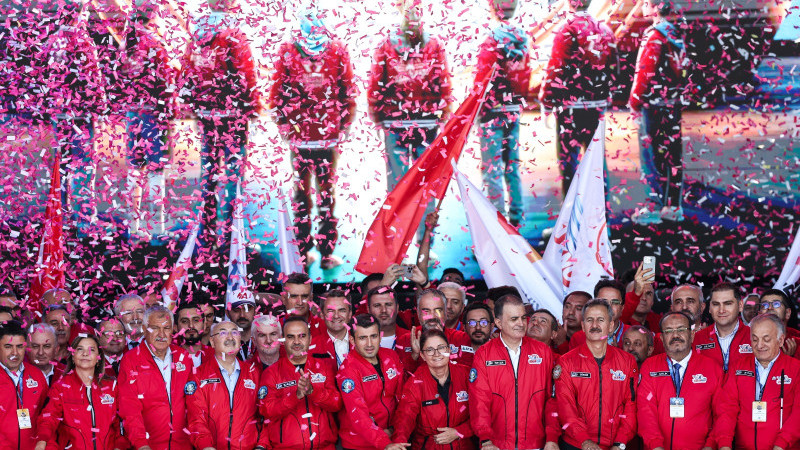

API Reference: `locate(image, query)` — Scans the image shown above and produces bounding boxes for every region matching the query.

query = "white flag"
[161,221,200,307]
[455,168,563,316]
[542,120,614,296]
[278,187,304,274]
[775,224,800,291]
[226,182,255,308]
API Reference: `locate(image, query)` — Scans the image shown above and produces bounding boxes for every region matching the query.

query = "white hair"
[210,319,240,336]
[437,282,465,300]
[143,304,174,328]
[750,313,786,338]
[114,294,145,316]
[28,323,56,341]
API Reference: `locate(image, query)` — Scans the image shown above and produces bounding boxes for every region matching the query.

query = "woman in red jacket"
[391,329,474,450]
[35,335,127,450]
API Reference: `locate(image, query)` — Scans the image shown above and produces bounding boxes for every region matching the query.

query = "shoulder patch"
[341,378,355,393]
[184,381,197,395]
[469,367,478,383]
[258,386,268,399]
[553,365,562,380]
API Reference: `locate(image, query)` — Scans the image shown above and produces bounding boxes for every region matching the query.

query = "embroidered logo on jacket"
[456,391,469,402]
[184,381,197,395]
[469,368,477,383]
[100,394,115,405]
[610,370,626,381]
[341,378,355,393]
[528,354,542,365]
[739,344,753,353]
[244,379,256,389]
[691,374,707,384]
[386,368,398,380]
[310,373,326,384]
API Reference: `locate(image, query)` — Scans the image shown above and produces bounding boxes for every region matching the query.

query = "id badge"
[669,397,685,418]
[752,401,767,422]
[17,409,31,429]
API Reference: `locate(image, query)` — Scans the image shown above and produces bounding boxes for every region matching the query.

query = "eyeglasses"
[609,299,623,306]
[760,301,784,311]
[211,330,242,338]
[422,344,449,356]
[102,331,125,338]
[120,309,145,317]
[467,319,490,328]
[662,327,689,335]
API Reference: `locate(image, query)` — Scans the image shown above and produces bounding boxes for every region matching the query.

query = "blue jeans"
[52,116,95,224]
[479,113,523,225]
[639,105,683,207]
[126,110,167,170]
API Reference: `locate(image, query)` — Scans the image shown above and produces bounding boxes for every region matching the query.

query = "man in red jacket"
[555,299,638,450]
[469,295,560,450]
[637,311,724,450]
[0,321,48,449]
[337,314,405,450]
[118,305,193,449]
[260,316,342,449]
[758,288,800,357]
[629,0,687,224]
[554,291,592,354]
[539,0,617,196]
[476,0,530,226]
[693,282,752,372]
[270,7,356,269]
[250,314,282,370]
[311,289,353,370]
[717,314,800,450]
[367,286,410,353]
[187,320,267,449]
[461,302,494,368]
[25,323,64,386]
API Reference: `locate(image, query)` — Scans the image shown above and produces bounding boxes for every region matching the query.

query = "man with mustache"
[469,295,559,450]
[176,301,211,367]
[622,325,654,368]
[555,299,638,450]
[637,311,724,450]
[311,289,352,370]
[367,286,410,354]
[717,314,800,450]
[118,305,193,449]
[114,293,146,349]
[186,320,266,450]
[397,289,472,376]
[439,282,466,331]
[554,291,591,354]
[670,284,705,326]
[693,282,752,372]
[461,302,494,368]
[337,314,404,450]
[227,297,256,361]
[25,323,64,386]
[527,308,560,348]
[569,280,630,350]
[250,314,282,371]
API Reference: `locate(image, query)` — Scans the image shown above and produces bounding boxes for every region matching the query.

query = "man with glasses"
[176,301,211,367]
[758,288,799,357]
[470,295,559,450]
[114,293,146,349]
[187,320,266,450]
[462,302,494,368]
[638,311,724,450]
[693,282,752,372]
[96,316,126,377]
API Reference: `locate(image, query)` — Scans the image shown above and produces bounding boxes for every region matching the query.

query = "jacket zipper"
[597,361,603,445]
[228,372,243,450]
[87,385,97,450]
[305,397,314,450]
[445,383,453,450]
[504,347,519,449]
[148,349,173,450]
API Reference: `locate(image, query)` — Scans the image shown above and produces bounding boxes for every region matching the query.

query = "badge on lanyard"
[669,397,685,418]
[17,408,31,429]
[752,401,767,422]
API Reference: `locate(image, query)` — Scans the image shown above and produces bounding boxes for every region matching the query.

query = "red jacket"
[36,371,127,450]
[717,353,800,450]
[636,351,724,450]
[310,330,348,372]
[629,22,684,111]
[392,363,474,450]
[540,11,616,109]
[337,348,405,450]
[186,357,265,449]
[469,336,560,449]
[692,320,752,372]
[259,354,341,450]
[269,39,356,144]
[367,32,452,124]
[620,291,662,332]
[396,327,472,377]
[0,364,48,450]
[555,344,638,449]
[475,24,531,118]
[118,343,193,450]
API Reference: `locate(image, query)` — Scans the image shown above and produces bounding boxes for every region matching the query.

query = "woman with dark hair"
[390,329,475,449]
[35,335,128,450]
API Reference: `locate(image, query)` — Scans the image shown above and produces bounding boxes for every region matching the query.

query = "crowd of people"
[0,266,798,450]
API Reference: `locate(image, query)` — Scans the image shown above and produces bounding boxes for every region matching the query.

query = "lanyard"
[755,363,773,402]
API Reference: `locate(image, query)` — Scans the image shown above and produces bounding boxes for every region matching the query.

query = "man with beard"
[624,272,661,331]
[96,316,126,377]
[250,314,282,371]
[397,289,472,376]
[439,282,466,331]
[758,288,800,357]
[187,320,266,450]
[556,300,638,450]
[281,272,324,333]
[25,323,63,386]
[43,305,71,364]
[718,314,800,450]
[462,302,494,367]
[693,282,752,372]
[337,314,404,450]
[741,293,760,325]
[470,295,559,450]
[260,317,341,450]
[527,308,560,348]
[554,291,591,354]
[637,312,723,450]
[367,286,410,352]
[311,289,352,370]
[227,298,256,361]
[176,301,210,367]
[622,325,654,368]
[670,284,705,326]
[114,293,146,348]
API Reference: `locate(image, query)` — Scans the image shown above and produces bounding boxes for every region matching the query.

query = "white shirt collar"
[714,320,740,340]
[669,351,692,368]
[500,334,522,354]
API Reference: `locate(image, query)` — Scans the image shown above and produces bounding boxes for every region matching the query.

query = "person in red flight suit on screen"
[555,299,638,450]
[0,321,48,449]
[693,282,752,372]
[469,295,560,450]
[186,320,267,450]
[629,0,687,224]
[391,329,474,449]
[337,314,405,450]
[118,305,193,449]
[717,314,800,450]
[270,6,357,269]
[637,311,724,450]
[539,0,616,196]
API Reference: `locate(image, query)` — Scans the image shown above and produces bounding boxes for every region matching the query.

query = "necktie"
[672,362,682,394]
